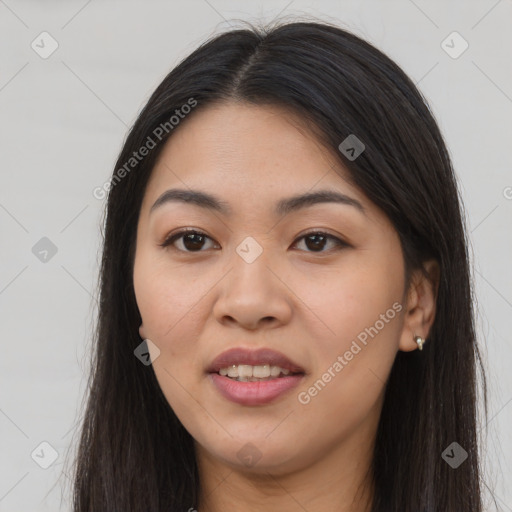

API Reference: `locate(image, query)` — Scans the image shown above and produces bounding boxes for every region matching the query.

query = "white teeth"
[253,365,270,378]
[226,366,238,378]
[238,365,253,379]
[218,364,294,380]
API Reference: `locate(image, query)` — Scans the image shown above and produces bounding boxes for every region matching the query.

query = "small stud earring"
[414,335,425,351]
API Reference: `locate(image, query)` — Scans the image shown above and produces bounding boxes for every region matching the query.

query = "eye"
[160,229,348,254]
[159,229,217,252]
[292,230,348,253]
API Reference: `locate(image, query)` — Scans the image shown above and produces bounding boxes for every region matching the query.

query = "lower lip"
[209,373,305,406]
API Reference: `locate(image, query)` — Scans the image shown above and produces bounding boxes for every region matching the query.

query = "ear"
[139,323,146,340]
[399,259,440,352]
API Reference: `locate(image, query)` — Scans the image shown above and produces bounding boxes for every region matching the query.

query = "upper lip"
[207,347,306,374]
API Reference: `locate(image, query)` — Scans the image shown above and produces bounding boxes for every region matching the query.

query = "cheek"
[133,251,212,352]
[296,252,404,408]
[133,254,207,421]
[299,251,403,346]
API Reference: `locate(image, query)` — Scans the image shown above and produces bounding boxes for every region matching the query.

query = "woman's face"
[133,102,418,475]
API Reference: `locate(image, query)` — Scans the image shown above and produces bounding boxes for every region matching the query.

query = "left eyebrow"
[149,188,366,218]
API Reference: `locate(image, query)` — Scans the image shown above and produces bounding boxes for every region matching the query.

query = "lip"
[206,347,306,374]
[209,373,305,406]
[206,347,306,406]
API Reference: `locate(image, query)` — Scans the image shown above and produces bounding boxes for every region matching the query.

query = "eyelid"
[159,228,216,249]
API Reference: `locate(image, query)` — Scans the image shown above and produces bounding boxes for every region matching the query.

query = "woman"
[70,19,488,511]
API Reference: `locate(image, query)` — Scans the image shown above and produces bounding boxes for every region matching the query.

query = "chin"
[202,435,303,475]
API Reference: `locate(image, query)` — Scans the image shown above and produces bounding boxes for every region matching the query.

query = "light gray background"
[0,1,511,510]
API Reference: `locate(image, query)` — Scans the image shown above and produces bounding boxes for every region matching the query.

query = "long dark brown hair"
[64,18,491,511]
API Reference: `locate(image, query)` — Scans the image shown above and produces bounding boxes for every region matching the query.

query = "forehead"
[140,101,375,222]
[160,102,332,168]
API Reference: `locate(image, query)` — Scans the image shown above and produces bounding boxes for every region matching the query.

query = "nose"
[212,244,293,330]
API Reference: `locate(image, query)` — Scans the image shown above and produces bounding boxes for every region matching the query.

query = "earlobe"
[398,259,440,352]
[139,324,146,340]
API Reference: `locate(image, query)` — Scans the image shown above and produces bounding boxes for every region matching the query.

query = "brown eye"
[292,231,348,253]
[160,230,217,252]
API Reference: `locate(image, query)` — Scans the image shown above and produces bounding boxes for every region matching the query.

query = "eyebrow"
[149,188,366,217]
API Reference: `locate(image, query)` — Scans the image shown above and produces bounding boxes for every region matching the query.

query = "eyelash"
[159,228,349,254]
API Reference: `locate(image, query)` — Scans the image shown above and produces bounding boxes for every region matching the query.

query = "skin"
[133,102,439,512]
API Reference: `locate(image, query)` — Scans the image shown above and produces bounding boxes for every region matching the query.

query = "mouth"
[215,364,303,382]
[206,347,306,405]
[207,346,306,378]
